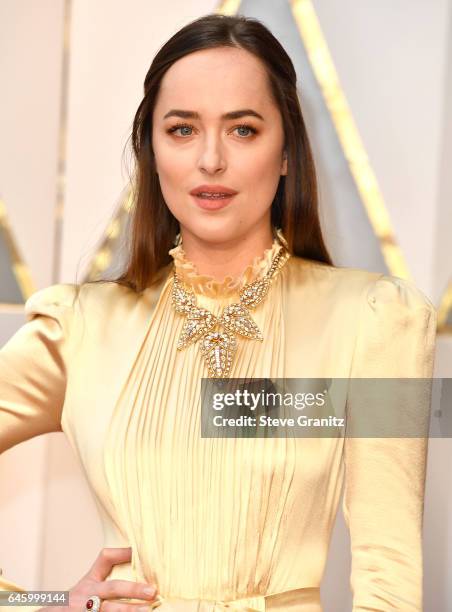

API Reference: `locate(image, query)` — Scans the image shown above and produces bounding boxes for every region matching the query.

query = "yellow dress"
[0,234,437,612]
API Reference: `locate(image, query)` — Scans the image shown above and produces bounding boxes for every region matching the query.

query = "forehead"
[155,47,274,113]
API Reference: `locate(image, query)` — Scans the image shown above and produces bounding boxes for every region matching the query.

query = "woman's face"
[152,46,287,246]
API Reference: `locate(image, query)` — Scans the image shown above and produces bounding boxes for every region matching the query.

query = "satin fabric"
[0,233,437,611]
[149,586,321,611]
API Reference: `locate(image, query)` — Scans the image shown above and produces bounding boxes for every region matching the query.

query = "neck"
[178,226,276,282]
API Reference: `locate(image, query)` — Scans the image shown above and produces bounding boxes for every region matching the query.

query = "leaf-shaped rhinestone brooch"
[171,245,290,378]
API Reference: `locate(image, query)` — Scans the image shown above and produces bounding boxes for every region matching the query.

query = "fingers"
[97,580,158,603]
[82,548,160,611]
[86,548,132,581]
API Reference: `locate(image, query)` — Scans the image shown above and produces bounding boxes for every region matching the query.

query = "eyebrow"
[163,109,265,121]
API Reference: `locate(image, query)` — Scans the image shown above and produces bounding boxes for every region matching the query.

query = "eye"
[233,124,258,138]
[166,122,194,137]
[166,122,258,139]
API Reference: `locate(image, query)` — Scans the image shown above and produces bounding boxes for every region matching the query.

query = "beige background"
[0,1,451,610]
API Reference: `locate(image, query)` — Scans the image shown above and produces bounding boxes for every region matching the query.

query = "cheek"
[234,148,283,200]
[152,130,188,180]
[154,155,193,220]
[237,141,283,179]
[155,145,188,183]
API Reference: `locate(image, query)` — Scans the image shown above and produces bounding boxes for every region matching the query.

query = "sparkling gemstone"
[172,247,289,377]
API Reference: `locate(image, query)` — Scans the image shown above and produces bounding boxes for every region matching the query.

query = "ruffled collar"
[168,228,290,298]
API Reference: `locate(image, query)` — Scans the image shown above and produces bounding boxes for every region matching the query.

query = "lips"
[191,192,237,211]
[193,193,231,199]
[190,184,238,196]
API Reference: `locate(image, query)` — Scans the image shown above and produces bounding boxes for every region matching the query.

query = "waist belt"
[149,586,322,611]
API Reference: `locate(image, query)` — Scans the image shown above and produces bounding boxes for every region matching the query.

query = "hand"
[38,547,159,612]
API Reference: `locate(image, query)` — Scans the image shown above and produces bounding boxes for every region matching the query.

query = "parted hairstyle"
[85,12,333,294]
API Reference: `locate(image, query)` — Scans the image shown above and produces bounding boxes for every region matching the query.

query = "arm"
[0,284,75,609]
[343,274,437,611]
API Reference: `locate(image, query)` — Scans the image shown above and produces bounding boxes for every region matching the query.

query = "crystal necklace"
[171,243,290,378]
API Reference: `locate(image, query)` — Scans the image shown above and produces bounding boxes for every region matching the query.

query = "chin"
[181,218,239,242]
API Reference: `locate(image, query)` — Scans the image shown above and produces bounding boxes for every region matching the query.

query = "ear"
[281,150,288,176]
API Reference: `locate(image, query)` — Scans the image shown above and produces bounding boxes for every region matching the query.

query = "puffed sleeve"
[0,283,75,604]
[342,274,437,611]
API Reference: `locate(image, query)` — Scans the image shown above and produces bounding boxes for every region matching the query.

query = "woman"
[0,13,437,612]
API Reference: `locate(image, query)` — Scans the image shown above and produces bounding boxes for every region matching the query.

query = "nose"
[197,136,226,174]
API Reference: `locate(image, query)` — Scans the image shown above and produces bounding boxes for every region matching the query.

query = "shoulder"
[287,255,379,293]
[364,273,436,315]
[287,255,436,315]
[24,281,135,325]
[25,282,79,320]
[24,273,171,333]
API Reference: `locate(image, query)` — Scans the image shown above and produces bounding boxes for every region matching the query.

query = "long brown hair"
[85,13,333,295]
